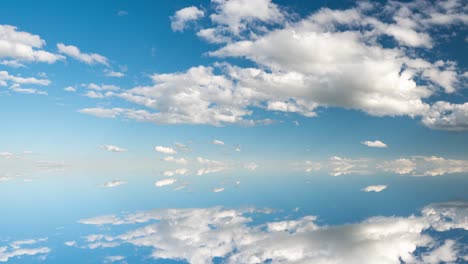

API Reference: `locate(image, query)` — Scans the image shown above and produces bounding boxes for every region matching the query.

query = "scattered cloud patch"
[154,178,177,187]
[362,140,388,148]
[57,43,108,66]
[154,146,177,155]
[161,156,187,164]
[362,185,388,192]
[101,145,127,153]
[101,180,127,188]
[212,187,224,193]
[171,6,205,32]
[162,168,188,177]
[212,139,224,145]
[64,86,76,92]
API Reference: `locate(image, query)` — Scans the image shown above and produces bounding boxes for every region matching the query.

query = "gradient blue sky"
[0,0,467,263]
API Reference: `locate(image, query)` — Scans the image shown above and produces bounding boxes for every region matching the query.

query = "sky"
[0,0,467,263]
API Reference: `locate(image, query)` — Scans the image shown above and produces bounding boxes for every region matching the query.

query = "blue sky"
[0,0,467,263]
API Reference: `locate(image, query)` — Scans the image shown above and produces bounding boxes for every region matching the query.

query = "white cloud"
[105,71,125,77]
[154,178,177,187]
[9,238,47,249]
[9,84,47,95]
[0,152,14,159]
[101,180,127,188]
[212,187,224,193]
[209,0,284,35]
[106,255,125,262]
[64,241,76,247]
[57,43,108,66]
[328,156,369,176]
[303,160,321,173]
[101,145,127,152]
[421,239,459,264]
[76,202,468,264]
[0,71,50,86]
[64,86,76,92]
[161,156,187,164]
[0,24,64,63]
[0,60,25,68]
[78,108,124,118]
[171,6,205,32]
[422,101,468,131]
[362,185,387,192]
[87,83,120,91]
[379,158,416,175]
[0,176,12,182]
[162,168,188,177]
[78,1,467,130]
[83,90,110,98]
[0,247,50,262]
[362,140,388,148]
[0,237,50,262]
[243,162,258,171]
[379,156,468,176]
[154,146,177,155]
[212,139,224,145]
[196,167,226,176]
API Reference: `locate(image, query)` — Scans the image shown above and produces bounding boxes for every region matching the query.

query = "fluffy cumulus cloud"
[57,43,108,66]
[0,24,64,64]
[76,202,468,264]
[422,101,468,131]
[362,140,388,148]
[79,0,468,130]
[171,6,205,32]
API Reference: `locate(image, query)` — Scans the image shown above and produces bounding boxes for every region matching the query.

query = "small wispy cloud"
[361,140,388,148]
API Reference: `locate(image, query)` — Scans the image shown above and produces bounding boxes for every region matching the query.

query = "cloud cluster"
[76,202,468,264]
[78,0,468,130]
[0,237,50,262]
[379,156,468,176]
[0,24,63,65]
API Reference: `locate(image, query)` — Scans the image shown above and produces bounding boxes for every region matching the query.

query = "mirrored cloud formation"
[77,202,468,264]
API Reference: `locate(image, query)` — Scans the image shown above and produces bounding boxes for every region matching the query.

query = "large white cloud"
[76,1,467,130]
[0,25,64,64]
[76,202,468,264]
